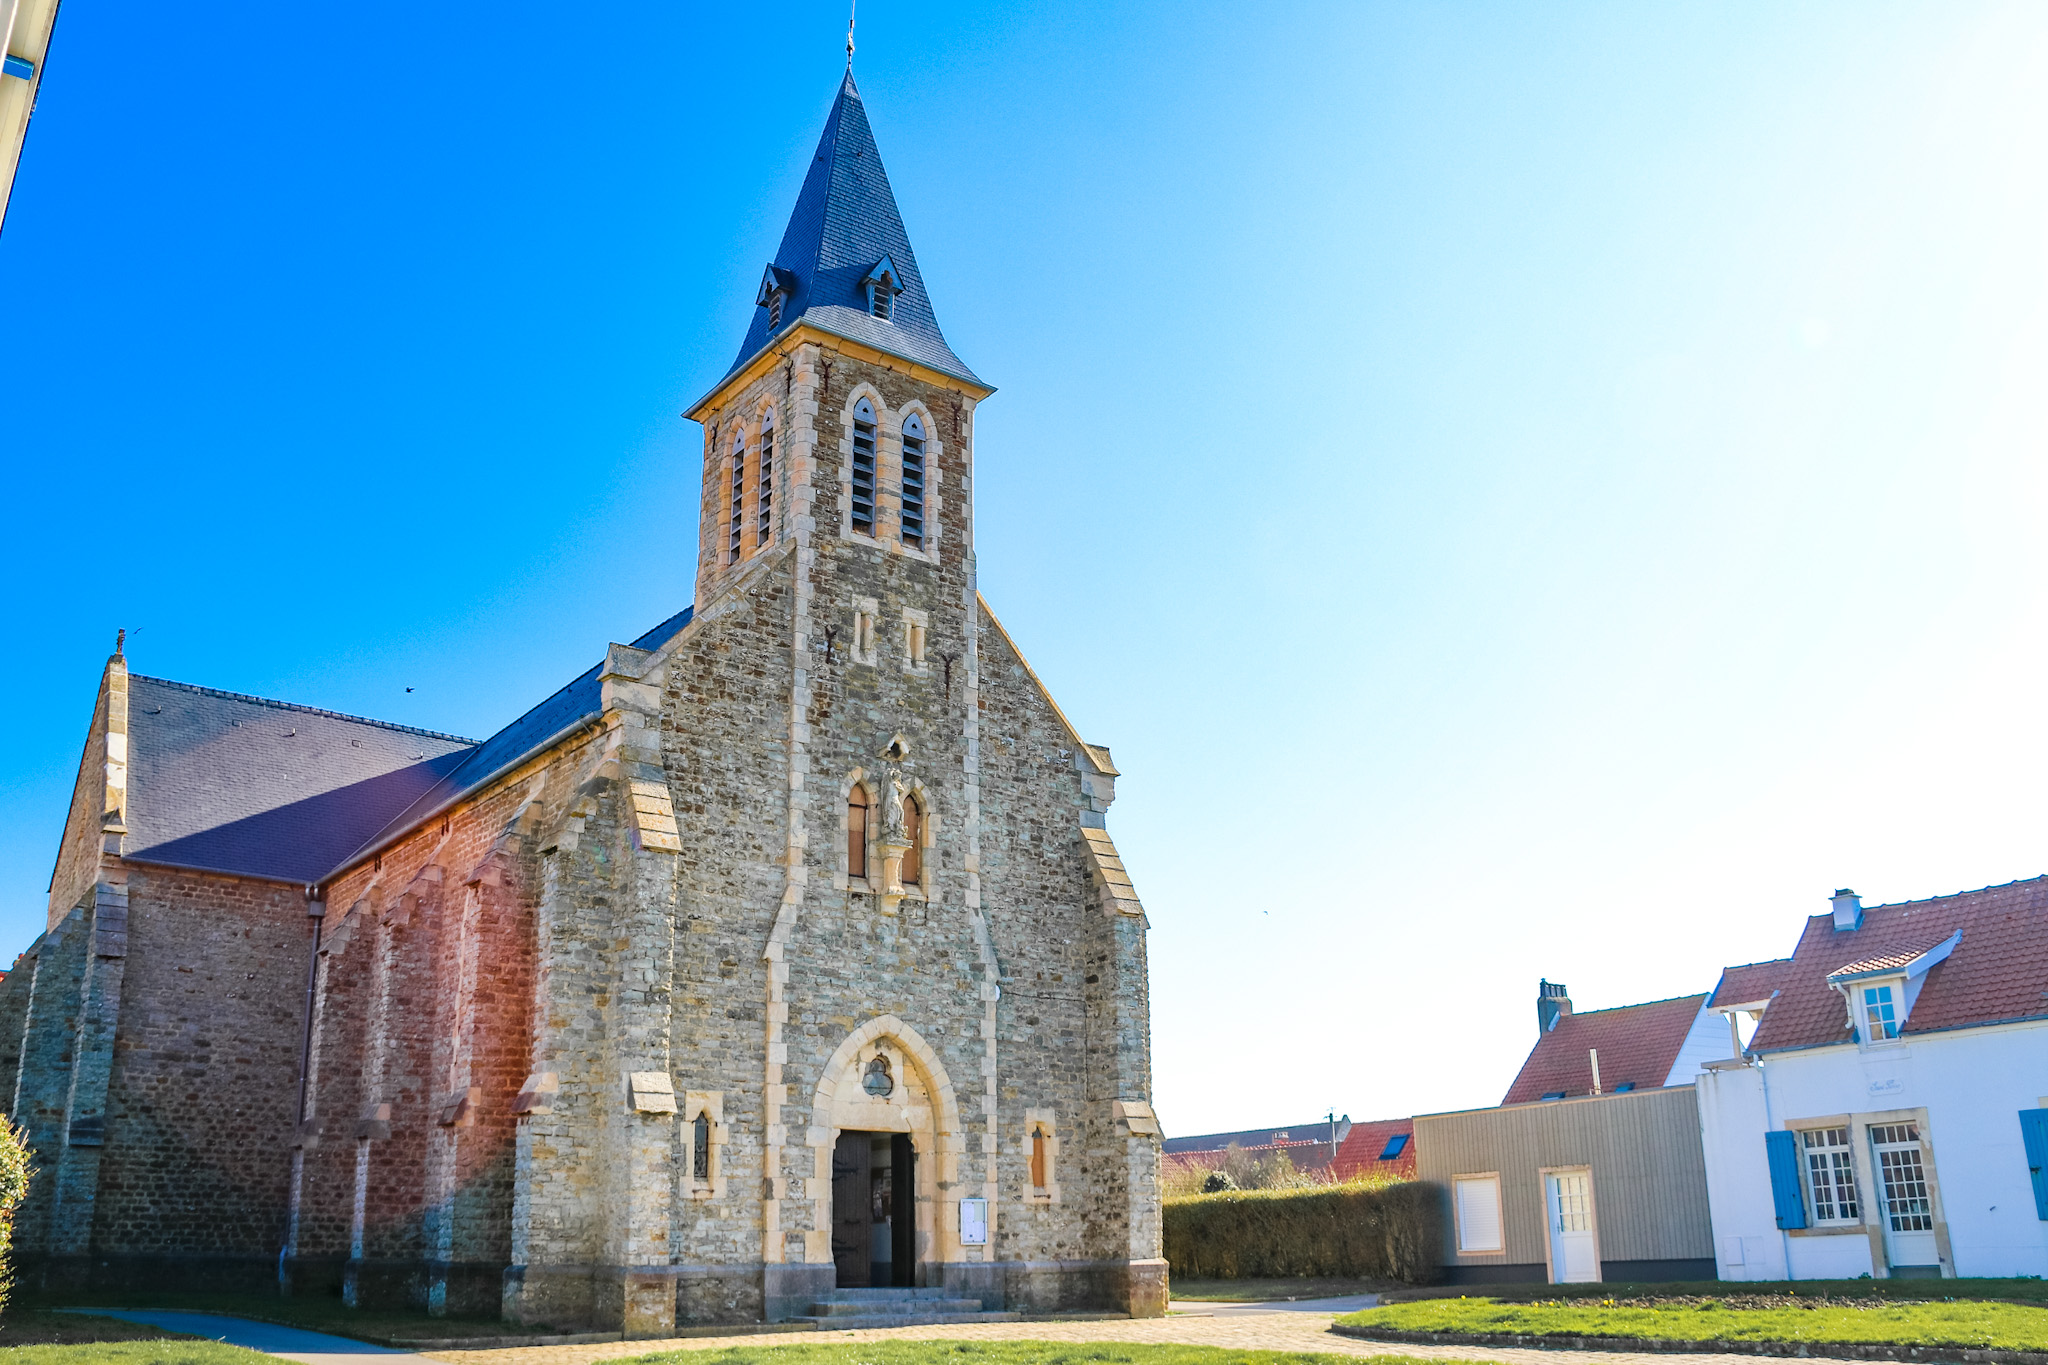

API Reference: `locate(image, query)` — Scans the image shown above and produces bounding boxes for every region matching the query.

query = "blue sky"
[4,2,2046,1136]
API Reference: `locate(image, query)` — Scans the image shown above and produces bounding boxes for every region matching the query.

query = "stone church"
[2,71,1164,1333]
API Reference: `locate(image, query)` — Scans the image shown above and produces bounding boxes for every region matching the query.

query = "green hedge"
[1163,1179,1443,1284]
[0,1116,32,1315]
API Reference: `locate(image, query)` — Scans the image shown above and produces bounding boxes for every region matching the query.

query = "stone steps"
[791,1311,1023,1330]
[789,1287,1020,1330]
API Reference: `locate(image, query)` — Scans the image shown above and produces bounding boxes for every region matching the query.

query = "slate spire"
[726,72,979,385]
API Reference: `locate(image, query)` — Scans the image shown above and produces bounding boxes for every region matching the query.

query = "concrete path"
[65,1310,436,1365]
[413,1307,1768,1365]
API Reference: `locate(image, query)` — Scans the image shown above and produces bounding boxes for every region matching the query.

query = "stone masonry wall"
[83,865,307,1267]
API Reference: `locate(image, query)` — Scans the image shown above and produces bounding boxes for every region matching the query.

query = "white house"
[1696,880,2048,1281]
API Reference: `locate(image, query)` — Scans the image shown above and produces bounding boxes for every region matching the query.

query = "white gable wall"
[1663,1002,1736,1088]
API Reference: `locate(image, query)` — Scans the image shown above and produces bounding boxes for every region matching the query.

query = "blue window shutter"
[2020,1110,2048,1220]
[1765,1130,1808,1229]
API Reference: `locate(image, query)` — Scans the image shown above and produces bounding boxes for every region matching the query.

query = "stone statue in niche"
[874,748,913,912]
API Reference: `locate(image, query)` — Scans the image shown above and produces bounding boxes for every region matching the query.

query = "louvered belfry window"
[901,413,926,549]
[728,432,746,561]
[851,399,877,535]
[848,785,870,880]
[758,410,775,545]
[870,282,892,320]
[901,795,923,888]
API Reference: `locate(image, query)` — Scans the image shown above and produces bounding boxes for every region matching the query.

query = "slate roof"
[336,606,694,871]
[124,676,476,885]
[721,72,979,388]
[1501,992,1709,1105]
[1743,877,2048,1054]
[1162,1117,1351,1155]
[120,606,696,886]
[1330,1115,1418,1182]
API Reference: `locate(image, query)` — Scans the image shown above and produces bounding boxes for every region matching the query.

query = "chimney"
[1830,888,1863,932]
[1537,979,1571,1035]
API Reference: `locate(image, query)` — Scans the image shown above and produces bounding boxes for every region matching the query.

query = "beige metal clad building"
[1417,1084,1716,1285]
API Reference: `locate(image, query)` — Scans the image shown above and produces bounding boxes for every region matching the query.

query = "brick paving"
[421,1311,1761,1365]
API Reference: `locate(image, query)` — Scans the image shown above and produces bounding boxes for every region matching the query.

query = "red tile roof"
[1163,1119,1350,1155]
[1709,957,1797,1008]
[1330,1116,1417,1182]
[1501,992,1709,1105]
[1828,942,1948,979]
[1746,877,2048,1054]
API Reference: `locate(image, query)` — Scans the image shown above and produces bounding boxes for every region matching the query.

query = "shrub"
[1163,1177,1443,1285]
[0,1116,31,1315]
[1200,1170,1238,1194]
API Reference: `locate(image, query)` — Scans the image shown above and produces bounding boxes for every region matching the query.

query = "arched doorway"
[806,1016,965,1289]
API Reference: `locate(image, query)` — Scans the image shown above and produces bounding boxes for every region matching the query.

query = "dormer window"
[861,257,902,322]
[757,264,797,334]
[1827,930,1959,1047]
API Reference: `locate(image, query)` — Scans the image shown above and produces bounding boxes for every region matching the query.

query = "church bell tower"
[685,71,992,613]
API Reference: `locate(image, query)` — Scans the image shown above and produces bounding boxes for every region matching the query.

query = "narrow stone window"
[758,409,775,545]
[901,794,923,889]
[853,602,877,665]
[1029,1125,1049,1190]
[728,431,746,561]
[693,1110,711,1180]
[900,412,926,549]
[851,399,877,535]
[848,785,870,881]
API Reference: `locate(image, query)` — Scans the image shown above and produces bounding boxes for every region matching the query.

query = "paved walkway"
[64,1310,435,1365]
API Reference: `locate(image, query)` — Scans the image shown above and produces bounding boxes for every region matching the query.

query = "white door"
[1869,1123,1939,1270]
[1545,1169,1600,1283]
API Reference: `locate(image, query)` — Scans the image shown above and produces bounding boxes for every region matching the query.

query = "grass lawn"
[1170,1279,1391,1304]
[1383,1278,2048,1305]
[11,1292,560,1346]
[0,1344,279,1365]
[623,1344,1465,1365]
[0,1309,281,1365]
[1337,1294,2048,1350]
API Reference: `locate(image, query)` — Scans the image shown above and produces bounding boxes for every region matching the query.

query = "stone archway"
[805,1016,965,1284]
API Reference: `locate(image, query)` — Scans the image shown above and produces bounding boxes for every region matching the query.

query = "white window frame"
[1797,1124,1863,1227]
[1860,977,1905,1044]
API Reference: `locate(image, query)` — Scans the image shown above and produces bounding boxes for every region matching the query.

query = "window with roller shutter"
[1454,1173,1504,1254]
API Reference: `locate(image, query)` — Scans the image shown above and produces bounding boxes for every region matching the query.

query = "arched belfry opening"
[807,1016,964,1290]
